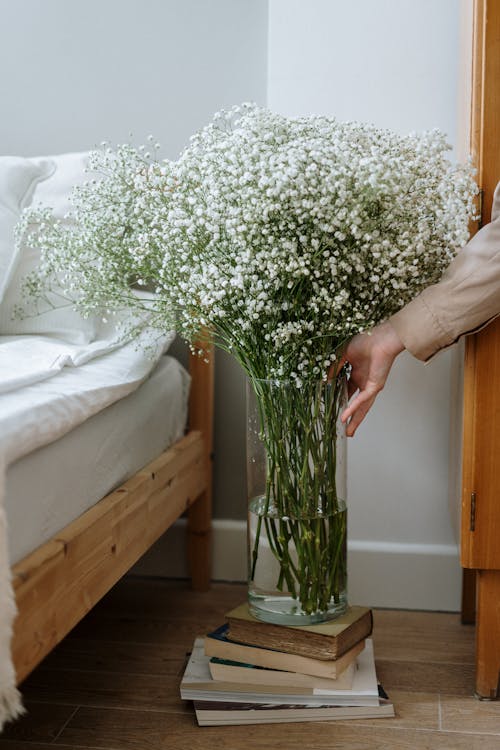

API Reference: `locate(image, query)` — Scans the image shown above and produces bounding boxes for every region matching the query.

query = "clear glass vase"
[246,372,348,626]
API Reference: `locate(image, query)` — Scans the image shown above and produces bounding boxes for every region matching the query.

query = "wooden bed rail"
[12,431,206,684]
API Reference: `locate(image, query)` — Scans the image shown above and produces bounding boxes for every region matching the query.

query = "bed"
[0,152,214,727]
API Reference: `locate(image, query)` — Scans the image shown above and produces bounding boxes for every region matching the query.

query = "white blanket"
[0,324,174,730]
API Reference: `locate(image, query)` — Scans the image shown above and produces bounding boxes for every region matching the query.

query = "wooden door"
[460,0,500,699]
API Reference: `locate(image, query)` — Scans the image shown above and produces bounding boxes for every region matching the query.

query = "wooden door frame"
[460,0,500,699]
[461,0,500,571]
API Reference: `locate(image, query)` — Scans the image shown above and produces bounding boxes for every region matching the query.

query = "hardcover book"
[225,603,373,660]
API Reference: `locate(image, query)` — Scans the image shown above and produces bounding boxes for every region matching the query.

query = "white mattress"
[5,355,190,565]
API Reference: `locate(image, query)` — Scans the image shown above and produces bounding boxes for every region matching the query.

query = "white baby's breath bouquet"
[20,104,477,620]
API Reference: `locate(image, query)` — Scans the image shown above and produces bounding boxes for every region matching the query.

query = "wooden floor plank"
[56,707,190,750]
[339,689,439,730]
[20,668,191,713]
[372,609,475,664]
[78,578,246,620]
[66,616,212,646]
[440,693,500,734]
[64,579,244,645]
[0,703,79,744]
[39,638,188,676]
[375,659,476,696]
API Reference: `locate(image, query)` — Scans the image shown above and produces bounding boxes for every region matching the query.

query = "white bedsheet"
[0,322,175,729]
[0,328,174,466]
[0,329,155,394]
[6,354,190,565]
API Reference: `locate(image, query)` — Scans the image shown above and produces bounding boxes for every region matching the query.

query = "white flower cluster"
[22,105,477,383]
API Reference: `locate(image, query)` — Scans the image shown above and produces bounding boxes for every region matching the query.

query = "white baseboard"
[131,519,462,612]
[346,539,461,611]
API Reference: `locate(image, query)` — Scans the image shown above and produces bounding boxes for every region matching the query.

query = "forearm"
[390,216,500,361]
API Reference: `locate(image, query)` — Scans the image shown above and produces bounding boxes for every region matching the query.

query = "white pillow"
[31,151,95,217]
[0,152,99,344]
[0,156,55,302]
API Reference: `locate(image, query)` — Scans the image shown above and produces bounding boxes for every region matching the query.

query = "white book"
[181,638,380,707]
[209,657,356,691]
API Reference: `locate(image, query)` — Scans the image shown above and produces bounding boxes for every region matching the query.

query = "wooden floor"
[1,578,500,749]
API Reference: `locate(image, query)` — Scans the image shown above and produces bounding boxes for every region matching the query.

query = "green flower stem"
[249,372,347,615]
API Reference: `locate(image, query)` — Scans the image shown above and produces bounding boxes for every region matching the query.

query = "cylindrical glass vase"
[246,372,348,626]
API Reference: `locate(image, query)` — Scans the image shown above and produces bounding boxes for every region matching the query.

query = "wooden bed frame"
[10,345,214,685]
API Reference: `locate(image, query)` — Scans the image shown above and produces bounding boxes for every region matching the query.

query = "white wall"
[266,0,465,610]
[0,0,268,160]
[268,0,460,140]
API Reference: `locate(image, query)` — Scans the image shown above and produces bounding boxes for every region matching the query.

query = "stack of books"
[180,603,394,726]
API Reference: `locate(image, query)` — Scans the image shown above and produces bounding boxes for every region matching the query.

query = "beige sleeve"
[389,191,500,362]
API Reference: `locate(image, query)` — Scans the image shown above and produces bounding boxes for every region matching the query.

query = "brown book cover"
[225,604,373,660]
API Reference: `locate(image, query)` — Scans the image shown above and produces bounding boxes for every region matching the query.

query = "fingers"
[341,386,376,422]
[330,324,403,437]
[340,387,380,437]
[345,396,376,437]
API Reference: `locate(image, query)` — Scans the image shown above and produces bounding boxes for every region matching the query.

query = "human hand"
[333,321,405,437]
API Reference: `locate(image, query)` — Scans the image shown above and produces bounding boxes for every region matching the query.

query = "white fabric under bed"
[5,354,190,565]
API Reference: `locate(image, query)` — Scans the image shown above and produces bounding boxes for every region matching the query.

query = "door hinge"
[470,492,477,532]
